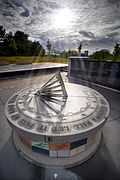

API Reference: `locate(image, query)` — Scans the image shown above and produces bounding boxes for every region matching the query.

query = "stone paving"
[0,72,68,90]
[0,72,120,180]
[0,63,67,73]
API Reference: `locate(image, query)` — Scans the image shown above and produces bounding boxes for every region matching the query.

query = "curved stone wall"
[68,57,120,90]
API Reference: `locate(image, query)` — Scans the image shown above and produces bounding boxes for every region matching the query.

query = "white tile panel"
[58,150,69,157]
[70,148,77,157]
[77,144,86,153]
[49,150,57,157]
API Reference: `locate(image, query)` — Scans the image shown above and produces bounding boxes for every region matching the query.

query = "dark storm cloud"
[1,0,15,9]
[106,32,119,38]
[2,12,13,17]
[107,0,120,7]
[112,25,120,30]
[0,0,120,52]
[79,31,95,39]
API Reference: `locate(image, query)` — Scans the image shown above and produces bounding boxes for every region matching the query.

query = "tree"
[113,43,120,60]
[39,46,45,57]
[9,38,17,55]
[31,41,45,56]
[89,49,112,61]
[1,31,17,56]
[0,25,6,42]
[78,43,82,55]
[31,41,41,56]
[47,39,51,54]
[14,31,29,55]
[0,26,6,55]
[60,50,67,58]
[0,26,45,57]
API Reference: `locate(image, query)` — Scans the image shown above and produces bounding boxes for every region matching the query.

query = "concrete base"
[13,130,101,168]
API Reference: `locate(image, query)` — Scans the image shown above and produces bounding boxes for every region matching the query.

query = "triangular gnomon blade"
[34,72,67,115]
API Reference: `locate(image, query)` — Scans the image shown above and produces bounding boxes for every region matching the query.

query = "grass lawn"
[0,56,68,64]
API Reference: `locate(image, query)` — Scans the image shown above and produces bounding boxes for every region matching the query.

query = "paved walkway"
[0,63,67,73]
[0,72,120,180]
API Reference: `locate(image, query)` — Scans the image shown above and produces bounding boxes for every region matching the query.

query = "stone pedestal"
[5,72,109,167]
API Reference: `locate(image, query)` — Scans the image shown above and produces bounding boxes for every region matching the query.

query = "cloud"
[79,31,96,39]
[20,8,29,17]
[0,0,120,52]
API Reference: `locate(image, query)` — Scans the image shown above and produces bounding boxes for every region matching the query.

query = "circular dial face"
[5,83,109,137]
[16,84,98,122]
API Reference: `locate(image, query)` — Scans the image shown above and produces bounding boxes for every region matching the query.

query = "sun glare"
[53,8,74,29]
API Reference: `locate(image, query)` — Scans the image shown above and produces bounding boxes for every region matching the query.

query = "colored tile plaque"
[32,146,49,155]
[49,143,70,150]
[70,138,87,149]
[87,133,96,143]
[70,148,77,157]
[20,136,32,149]
[77,144,86,153]
[58,150,69,157]
[31,141,49,150]
[49,150,57,157]
[21,136,31,144]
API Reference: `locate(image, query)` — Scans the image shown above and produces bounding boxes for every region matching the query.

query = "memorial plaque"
[49,150,57,157]
[70,138,87,149]
[77,144,86,153]
[21,139,32,150]
[87,133,96,143]
[70,148,77,157]
[21,136,31,145]
[32,146,49,155]
[49,143,70,150]
[31,141,49,150]
[58,150,69,157]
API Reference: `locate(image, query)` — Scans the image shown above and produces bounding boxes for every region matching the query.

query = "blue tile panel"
[32,146,49,155]
[70,138,87,150]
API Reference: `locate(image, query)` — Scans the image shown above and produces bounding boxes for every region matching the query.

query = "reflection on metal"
[34,72,68,115]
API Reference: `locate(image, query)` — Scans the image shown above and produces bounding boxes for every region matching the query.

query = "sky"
[0,0,120,53]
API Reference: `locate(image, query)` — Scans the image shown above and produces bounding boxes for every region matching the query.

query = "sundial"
[5,72,110,167]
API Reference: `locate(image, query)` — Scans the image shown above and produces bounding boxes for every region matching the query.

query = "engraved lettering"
[52,125,71,134]
[99,99,107,105]
[73,121,93,130]
[92,106,108,122]
[8,95,18,104]
[80,122,88,127]
[36,124,49,132]
[18,119,35,129]
[11,114,20,121]
[8,105,16,114]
